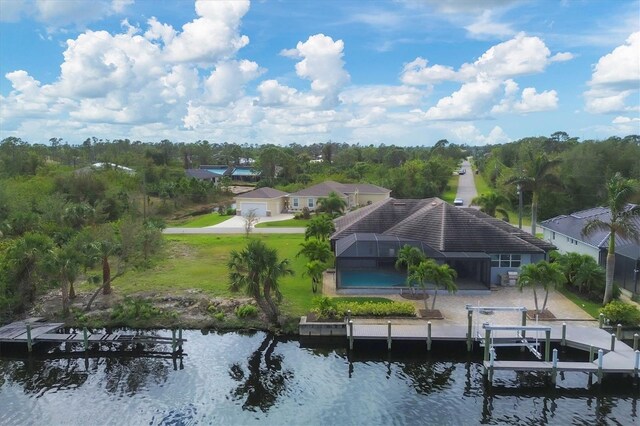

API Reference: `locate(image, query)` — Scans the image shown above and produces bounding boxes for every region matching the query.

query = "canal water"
[1,330,638,425]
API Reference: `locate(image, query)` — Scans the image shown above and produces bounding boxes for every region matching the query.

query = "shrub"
[111,298,161,321]
[600,300,640,326]
[234,304,258,318]
[335,300,415,317]
[301,207,311,219]
[214,312,225,321]
[312,296,337,319]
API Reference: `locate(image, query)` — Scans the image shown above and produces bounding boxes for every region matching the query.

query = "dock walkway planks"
[347,320,639,375]
[483,360,599,372]
[0,320,186,351]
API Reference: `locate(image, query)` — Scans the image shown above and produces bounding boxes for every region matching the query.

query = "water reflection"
[0,331,638,425]
[228,333,293,412]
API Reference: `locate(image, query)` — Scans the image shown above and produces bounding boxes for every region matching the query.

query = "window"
[308,198,315,208]
[491,254,521,268]
[292,198,299,208]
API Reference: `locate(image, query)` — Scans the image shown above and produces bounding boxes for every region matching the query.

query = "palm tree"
[395,245,425,291]
[45,246,80,316]
[517,261,565,314]
[316,191,347,217]
[582,173,640,304]
[304,214,335,241]
[556,252,590,288]
[228,239,293,324]
[575,259,605,295]
[297,240,334,264]
[471,192,510,221]
[89,239,120,295]
[507,151,561,235]
[409,259,457,311]
[303,260,325,293]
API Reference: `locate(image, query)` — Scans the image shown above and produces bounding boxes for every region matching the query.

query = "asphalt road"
[454,159,478,208]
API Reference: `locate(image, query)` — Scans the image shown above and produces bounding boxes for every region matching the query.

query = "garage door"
[239,202,267,217]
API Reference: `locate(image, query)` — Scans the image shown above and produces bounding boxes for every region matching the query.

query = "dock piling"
[597,349,604,382]
[171,329,177,352]
[610,333,616,352]
[599,313,604,328]
[26,324,32,353]
[488,348,495,383]
[561,323,566,346]
[427,321,432,351]
[521,310,527,339]
[483,323,490,362]
[635,350,639,377]
[589,345,595,362]
[634,333,639,351]
[616,324,622,340]
[348,320,354,350]
[178,328,183,350]
[551,348,558,385]
[387,321,392,351]
[83,327,88,351]
[466,310,473,352]
[545,329,551,362]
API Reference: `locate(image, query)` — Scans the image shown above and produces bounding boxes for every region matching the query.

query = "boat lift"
[465,304,551,360]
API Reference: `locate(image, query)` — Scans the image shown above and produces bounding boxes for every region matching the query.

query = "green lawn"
[256,218,311,228]
[557,286,601,319]
[95,234,315,317]
[473,172,532,226]
[173,213,231,228]
[441,175,459,203]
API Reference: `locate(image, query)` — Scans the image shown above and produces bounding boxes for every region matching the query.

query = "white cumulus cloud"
[585,32,640,114]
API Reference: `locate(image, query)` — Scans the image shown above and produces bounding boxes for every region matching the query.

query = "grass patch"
[473,172,491,195]
[557,286,601,318]
[174,213,231,228]
[441,175,459,203]
[256,218,311,228]
[80,234,315,318]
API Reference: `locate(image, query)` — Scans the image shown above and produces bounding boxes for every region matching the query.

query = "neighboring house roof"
[289,180,390,198]
[540,204,639,249]
[77,162,135,175]
[235,187,288,199]
[185,169,221,179]
[231,166,260,177]
[199,165,232,175]
[332,197,553,254]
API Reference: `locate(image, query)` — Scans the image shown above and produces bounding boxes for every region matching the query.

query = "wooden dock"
[0,318,186,353]
[345,320,640,379]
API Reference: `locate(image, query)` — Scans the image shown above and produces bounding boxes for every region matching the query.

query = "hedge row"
[335,301,416,317]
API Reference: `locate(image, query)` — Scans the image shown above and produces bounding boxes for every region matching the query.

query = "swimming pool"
[339,269,407,288]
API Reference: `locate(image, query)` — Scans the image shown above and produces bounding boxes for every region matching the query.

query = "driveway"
[163,213,305,235]
[455,159,478,208]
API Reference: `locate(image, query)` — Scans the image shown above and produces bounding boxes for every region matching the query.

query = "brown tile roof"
[235,187,288,199]
[332,197,552,254]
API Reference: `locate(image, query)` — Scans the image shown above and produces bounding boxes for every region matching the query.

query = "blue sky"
[0,0,638,146]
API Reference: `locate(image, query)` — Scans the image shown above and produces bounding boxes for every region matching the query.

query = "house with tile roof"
[185,164,262,183]
[540,205,640,296]
[234,187,288,217]
[288,180,391,212]
[331,197,555,290]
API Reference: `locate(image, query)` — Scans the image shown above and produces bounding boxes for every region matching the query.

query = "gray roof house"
[331,198,555,290]
[288,180,391,211]
[540,205,640,295]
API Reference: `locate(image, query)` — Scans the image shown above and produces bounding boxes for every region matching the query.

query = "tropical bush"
[312,296,338,319]
[234,304,259,318]
[599,300,640,326]
[111,297,161,321]
[335,300,415,317]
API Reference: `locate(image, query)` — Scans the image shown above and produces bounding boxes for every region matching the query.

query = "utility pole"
[517,183,523,230]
